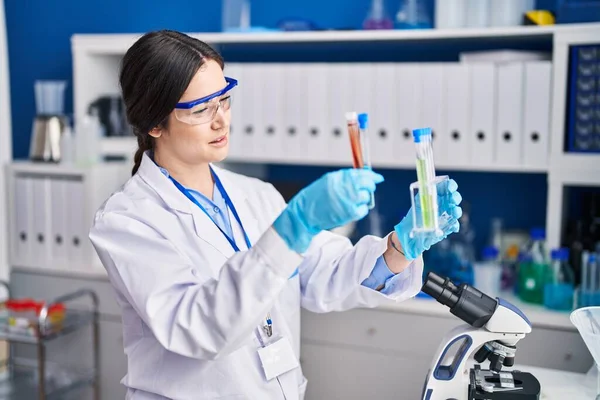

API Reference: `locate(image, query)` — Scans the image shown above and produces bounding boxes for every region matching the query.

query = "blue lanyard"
[169,168,252,252]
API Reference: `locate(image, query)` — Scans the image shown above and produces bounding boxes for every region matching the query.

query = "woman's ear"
[148,126,162,139]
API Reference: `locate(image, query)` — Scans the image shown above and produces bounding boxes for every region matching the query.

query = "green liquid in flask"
[416,158,434,229]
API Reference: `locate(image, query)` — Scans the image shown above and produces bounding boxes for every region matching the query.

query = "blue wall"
[4,0,550,257]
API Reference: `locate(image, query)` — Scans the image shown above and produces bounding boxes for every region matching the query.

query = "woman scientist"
[89,30,463,400]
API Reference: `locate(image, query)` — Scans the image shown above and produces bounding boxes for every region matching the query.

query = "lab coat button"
[213,206,220,213]
[192,269,199,277]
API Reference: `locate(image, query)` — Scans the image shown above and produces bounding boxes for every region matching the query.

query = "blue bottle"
[544,248,575,311]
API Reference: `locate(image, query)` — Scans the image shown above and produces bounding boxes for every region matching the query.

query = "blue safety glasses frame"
[173,77,238,125]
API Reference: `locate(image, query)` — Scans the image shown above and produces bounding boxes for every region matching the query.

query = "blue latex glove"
[274,168,384,253]
[394,178,463,261]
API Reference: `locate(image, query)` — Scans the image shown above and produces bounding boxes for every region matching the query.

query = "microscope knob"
[503,356,515,367]
[488,352,505,373]
[474,344,492,364]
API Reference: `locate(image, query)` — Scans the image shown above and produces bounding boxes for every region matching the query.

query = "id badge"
[257,337,300,381]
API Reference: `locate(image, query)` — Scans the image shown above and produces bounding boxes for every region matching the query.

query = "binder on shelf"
[260,63,286,162]
[305,63,330,163]
[224,63,244,159]
[468,63,496,166]
[396,63,423,165]
[283,63,309,163]
[370,63,397,166]
[30,177,51,269]
[420,64,447,165]
[495,62,525,166]
[13,176,32,267]
[239,63,262,160]
[326,63,353,165]
[523,61,551,167]
[49,178,68,268]
[443,64,470,165]
[65,179,86,271]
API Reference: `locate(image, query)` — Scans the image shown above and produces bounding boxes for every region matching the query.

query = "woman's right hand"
[273,168,384,253]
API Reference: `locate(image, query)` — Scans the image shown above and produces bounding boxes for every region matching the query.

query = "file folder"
[13,176,32,267]
[327,63,353,165]
[305,63,329,163]
[49,177,68,268]
[370,63,397,166]
[260,63,285,162]
[495,63,525,166]
[469,64,496,165]
[284,63,309,163]
[396,64,423,165]
[224,63,244,160]
[443,64,470,165]
[420,64,447,165]
[30,177,51,268]
[523,61,552,167]
[65,179,86,270]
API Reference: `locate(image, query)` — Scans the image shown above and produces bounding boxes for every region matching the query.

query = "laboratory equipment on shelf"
[346,112,363,168]
[474,246,502,299]
[421,272,540,399]
[29,80,69,163]
[395,0,432,29]
[518,228,551,304]
[580,252,600,308]
[0,281,99,400]
[358,113,375,209]
[571,307,600,400]
[363,0,393,29]
[544,248,575,311]
[222,0,250,32]
[409,128,449,238]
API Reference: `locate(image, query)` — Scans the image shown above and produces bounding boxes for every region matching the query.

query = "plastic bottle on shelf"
[543,248,575,311]
[395,0,432,29]
[518,228,552,304]
[363,0,394,30]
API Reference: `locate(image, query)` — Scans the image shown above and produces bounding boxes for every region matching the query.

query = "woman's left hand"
[393,178,463,261]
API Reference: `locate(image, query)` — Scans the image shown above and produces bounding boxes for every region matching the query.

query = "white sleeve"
[89,211,302,361]
[298,231,424,313]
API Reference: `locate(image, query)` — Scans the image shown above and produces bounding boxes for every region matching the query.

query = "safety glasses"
[173,77,238,125]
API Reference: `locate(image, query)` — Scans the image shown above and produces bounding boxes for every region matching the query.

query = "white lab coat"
[89,152,423,400]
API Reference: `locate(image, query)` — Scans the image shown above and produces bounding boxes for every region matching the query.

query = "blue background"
[4,0,557,256]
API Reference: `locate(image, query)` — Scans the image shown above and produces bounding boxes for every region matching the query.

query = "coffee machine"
[29,80,69,162]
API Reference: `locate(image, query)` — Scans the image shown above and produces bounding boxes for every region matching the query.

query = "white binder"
[469,63,496,166]
[13,176,32,267]
[260,63,285,162]
[495,63,524,166]
[420,64,447,165]
[305,63,329,163]
[370,63,397,166]
[49,177,68,268]
[326,63,353,165]
[65,179,86,270]
[224,63,244,160]
[522,61,551,168]
[239,63,262,160]
[30,177,51,268]
[283,63,309,163]
[443,64,470,165]
[396,63,422,166]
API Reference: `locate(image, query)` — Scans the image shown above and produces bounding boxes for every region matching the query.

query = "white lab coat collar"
[136,151,259,258]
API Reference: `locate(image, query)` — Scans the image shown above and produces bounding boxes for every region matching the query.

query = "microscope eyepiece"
[421,272,460,309]
[421,272,498,328]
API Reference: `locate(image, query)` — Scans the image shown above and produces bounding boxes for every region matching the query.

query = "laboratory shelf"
[0,359,95,400]
[71,23,600,55]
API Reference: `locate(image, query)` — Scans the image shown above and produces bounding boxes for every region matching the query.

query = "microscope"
[420,272,541,400]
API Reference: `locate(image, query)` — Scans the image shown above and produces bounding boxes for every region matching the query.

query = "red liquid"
[347,121,363,168]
